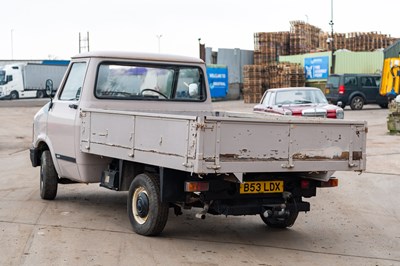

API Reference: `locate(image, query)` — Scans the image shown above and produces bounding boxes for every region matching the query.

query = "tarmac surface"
[0,99,399,266]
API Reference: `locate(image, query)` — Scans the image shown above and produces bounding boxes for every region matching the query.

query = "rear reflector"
[301,180,310,189]
[319,178,339,188]
[184,181,209,192]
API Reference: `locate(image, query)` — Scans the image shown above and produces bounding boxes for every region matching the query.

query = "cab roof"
[72,51,204,64]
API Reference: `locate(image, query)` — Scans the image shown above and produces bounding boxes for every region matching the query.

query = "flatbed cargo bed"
[80,108,366,181]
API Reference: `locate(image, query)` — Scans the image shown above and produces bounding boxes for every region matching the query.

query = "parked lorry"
[0,62,68,100]
[30,51,367,236]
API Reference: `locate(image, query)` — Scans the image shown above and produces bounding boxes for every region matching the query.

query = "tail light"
[185,181,209,192]
[319,178,339,188]
[338,85,345,94]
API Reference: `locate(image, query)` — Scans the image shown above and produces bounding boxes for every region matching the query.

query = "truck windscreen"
[0,70,6,85]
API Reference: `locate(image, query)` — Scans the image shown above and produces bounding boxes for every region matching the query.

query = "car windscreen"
[0,70,6,85]
[275,89,328,105]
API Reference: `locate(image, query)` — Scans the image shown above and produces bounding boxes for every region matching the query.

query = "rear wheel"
[37,90,45,98]
[40,150,58,200]
[379,103,388,109]
[350,96,364,110]
[127,173,169,236]
[260,210,299,229]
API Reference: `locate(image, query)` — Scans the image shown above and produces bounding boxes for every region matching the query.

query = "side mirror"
[45,79,54,98]
[188,83,199,97]
[337,101,343,107]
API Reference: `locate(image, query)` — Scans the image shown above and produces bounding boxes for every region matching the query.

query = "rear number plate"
[240,181,284,194]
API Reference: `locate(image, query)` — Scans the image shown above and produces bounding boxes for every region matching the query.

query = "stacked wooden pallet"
[266,62,305,89]
[246,21,397,104]
[242,63,305,103]
[254,32,290,65]
[345,32,396,51]
[289,21,322,55]
[243,65,265,103]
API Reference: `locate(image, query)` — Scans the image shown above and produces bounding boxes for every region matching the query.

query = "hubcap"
[136,192,149,218]
[132,187,149,224]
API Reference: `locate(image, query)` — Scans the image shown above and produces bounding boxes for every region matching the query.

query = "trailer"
[0,62,68,99]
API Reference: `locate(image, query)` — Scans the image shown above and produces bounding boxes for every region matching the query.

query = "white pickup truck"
[30,51,367,236]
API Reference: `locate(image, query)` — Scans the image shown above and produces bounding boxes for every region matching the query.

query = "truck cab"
[31,51,212,184]
[0,65,37,99]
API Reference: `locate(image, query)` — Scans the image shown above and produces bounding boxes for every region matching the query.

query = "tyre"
[379,103,388,109]
[350,96,364,110]
[37,90,45,98]
[127,173,169,236]
[10,91,19,100]
[260,210,299,229]
[40,150,58,200]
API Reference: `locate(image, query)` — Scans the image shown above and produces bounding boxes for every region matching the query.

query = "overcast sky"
[2,0,399,60]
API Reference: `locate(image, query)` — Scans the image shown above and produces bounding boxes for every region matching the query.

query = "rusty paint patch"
[217,155,286,162]
[353,151,362,160]
[291,151,362,160]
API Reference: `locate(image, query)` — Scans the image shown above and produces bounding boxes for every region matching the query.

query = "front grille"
[302,108,327,118]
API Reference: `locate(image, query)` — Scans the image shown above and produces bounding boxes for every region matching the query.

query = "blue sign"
[206,66,228,98]
[304,56,329,80]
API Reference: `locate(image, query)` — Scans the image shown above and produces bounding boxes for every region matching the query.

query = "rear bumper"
[327,96,345,105]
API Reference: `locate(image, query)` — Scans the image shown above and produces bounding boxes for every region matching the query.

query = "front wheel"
[260,210,299,229]
[10,91,19,100]
[127,173,169,236]
[40,150,58,200]
[350,96,364,110]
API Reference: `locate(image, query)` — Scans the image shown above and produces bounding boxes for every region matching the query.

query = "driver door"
[47,62,87,180]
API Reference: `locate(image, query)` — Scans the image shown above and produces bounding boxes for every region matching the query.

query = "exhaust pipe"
[195,202,210,219]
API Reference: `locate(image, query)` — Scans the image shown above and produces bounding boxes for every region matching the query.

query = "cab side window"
[361,77,375,87]
[59,62,87,101]
[344,76,357,86]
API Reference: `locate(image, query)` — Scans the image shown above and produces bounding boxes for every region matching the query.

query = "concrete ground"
[0,100,399,266]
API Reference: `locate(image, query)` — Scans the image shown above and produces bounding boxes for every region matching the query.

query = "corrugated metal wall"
[334,50,383,74]
[280,50,384,76]
[279,51,331,66]
[205,47,213,64]
[217,48,254,83]
[0,60,42,67]
[384,40,400,59]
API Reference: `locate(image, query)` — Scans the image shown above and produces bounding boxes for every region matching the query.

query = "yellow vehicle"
[380,57,400,99]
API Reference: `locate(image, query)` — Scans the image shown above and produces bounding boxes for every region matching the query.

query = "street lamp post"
[156,34,162,53]
[329,0,335,74]
[11,29,14,59]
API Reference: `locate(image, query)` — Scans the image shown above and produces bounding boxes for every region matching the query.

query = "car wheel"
[350,96,364,110]
[40,150,58,200]
[127,173,169,236]
[379,103,388,109]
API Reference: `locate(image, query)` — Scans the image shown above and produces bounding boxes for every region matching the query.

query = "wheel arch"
[349,91,366,102]
[34,138,61,177]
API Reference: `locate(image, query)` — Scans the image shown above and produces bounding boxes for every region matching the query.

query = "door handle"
[68,104,78,109]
